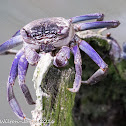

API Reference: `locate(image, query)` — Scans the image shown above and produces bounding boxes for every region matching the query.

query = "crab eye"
[31,32,36,37]
[45,30,50,34]
[50,29,57,34]
[38,32,43,36]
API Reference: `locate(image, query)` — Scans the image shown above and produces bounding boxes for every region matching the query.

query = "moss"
[41,67,76,126]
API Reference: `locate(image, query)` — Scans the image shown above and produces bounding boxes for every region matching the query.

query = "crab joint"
[101,66,108,72]
[82,66,108,85]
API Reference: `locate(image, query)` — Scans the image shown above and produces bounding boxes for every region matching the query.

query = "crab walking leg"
[7,49,26,119]
[122,42,126,60]
[0,31,22,54]
[74,20,120,31]
[67,45,82,92]
[18,55,35,105]
[70,13,104,23]
[79,39,108,84]
[53,46,70,67]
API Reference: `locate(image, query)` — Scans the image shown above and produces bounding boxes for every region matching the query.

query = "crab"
[0,13,120,120]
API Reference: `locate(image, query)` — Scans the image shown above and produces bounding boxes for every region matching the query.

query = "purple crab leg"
[67,45,82,92]
[53,46,70,67]
[0,30,22,54]
[74,20,120,31]
[122,42,126,60]
[7,49,26,119]
[78,39,108,84]
[18,55,35,105]
[70,13,104,23]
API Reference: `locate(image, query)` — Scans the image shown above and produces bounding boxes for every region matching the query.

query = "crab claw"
[53,46,70,67]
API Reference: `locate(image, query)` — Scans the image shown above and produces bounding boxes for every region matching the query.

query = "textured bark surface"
[42,67,76,126]
[31,53,76,126]
[31,30,126,126]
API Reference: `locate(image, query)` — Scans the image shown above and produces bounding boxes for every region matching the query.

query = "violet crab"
[0,13,120,119]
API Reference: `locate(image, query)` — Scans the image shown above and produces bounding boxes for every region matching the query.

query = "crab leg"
[7,49,26,119]
[74,20,120,31]
[53,46,82,92]
[0,30,22,54]
[67,45,82,92]
[121,42,126,60]
[78,39,108,84]
[18,55,35,105]
[70,13,104,23]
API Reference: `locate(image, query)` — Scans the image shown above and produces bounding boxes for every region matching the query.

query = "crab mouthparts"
[40,43,55,53]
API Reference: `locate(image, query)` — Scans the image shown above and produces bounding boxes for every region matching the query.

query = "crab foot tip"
[23,116,26,120]
[20,84,36,105]
[67,88,78,93]
[112,20,120,28]
[97,13,104,21]
[27,100,36,105]
[9,99,26,120]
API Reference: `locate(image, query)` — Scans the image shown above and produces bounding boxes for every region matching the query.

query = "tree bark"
[30,53,76,126]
